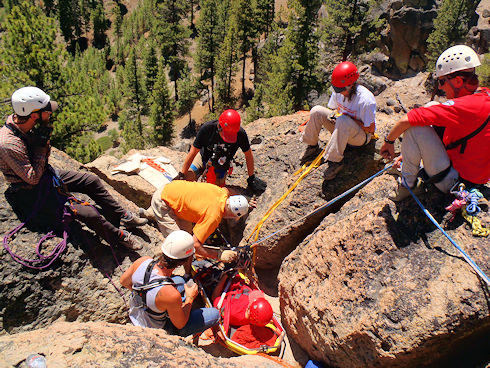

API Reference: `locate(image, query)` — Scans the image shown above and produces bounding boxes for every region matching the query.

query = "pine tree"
[58,0,83,45]
[144,41,159,97]
[0,1,64,90]
[123,48,144,116]
[321,0,384,61]
[92,2,108,49]
[426,0,479,67]
[177,66,199,125]
[154,0,190,101]
[215,5,240,110]
[258,0,321,115]
[236,0,258,97]
[122,112,146,152]
[195,0,228,111]
[150,61,175,145]
[254,0,275,38]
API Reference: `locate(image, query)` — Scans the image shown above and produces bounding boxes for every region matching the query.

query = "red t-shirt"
[407,88,490,184]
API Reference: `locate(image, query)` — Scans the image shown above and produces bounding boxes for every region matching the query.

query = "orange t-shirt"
[161,181,229,243]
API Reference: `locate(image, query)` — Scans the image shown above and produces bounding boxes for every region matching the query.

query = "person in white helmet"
[0,86,148,250]
[141,180,250,264]
[120,230,220,336]
[380,45,490,201]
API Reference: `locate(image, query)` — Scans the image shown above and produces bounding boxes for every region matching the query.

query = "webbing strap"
[445,114,490,154]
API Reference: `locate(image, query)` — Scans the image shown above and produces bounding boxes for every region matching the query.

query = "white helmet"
[161,230,195,259]
[226,195,249,218]
[435,45,481,78]
[11,86,51,116]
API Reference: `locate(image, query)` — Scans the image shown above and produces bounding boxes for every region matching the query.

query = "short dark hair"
[14,114,30,123]
[156,252,191,270]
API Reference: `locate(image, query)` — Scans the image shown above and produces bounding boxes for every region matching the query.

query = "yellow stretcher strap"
[247,146,326,263]
[462,208,489,237]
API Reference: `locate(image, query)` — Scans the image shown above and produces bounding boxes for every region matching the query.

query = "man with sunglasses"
[0,86,148,250]
[176,109,266,193]
[380,45,489,201]
[300,61,376,180]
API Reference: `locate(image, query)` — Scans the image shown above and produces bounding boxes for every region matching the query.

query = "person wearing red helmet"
[300,61,377,180]
[211,273,273,327]
[177,109,266,192]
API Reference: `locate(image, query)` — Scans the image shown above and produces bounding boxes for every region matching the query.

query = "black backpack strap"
[133,260,175,316]
[445,115,490,154]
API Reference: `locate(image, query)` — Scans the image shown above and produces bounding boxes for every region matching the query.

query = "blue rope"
[402,177,490,286]
[248,164,394,248]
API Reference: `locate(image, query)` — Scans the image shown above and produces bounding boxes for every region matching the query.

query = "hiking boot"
[389,178,424,202]
[323,161,344,181]
[120,211,148,228]
[138,207,156,222]
[119,230,143,250]
[299,144,323,165]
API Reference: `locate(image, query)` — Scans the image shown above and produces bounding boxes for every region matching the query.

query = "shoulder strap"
[445,114,490,154]
[133,260,175,308]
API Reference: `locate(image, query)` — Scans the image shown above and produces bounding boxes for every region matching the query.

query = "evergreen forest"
[0,0,486,163]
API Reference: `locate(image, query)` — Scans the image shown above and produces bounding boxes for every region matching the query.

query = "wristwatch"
[384,137,395,145]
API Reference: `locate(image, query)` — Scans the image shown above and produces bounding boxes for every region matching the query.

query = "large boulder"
[0,148,161,334]
[0,321,283,367]
[278,173,490,367]
[384,0,438,74]
[240,113,386,269]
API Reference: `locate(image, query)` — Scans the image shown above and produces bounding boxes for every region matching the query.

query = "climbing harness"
[402,176,490,286]
[132,259,175,318]
[246,164,394,265]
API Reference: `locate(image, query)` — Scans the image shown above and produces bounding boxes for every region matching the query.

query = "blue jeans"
[164,276,220,337]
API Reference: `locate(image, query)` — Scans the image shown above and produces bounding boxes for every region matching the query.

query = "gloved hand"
[173,172,186,181]
[219,250,238,263]
[247,174,267,193]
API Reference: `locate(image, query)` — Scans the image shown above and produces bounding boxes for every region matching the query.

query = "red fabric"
[232,324,276,349]
[213,283,253,327]
[407,88,490,184]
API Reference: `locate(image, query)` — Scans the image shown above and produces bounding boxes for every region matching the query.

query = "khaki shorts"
[150,184,193,237]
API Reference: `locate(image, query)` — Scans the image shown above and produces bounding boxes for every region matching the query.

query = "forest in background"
[0,0,487,163]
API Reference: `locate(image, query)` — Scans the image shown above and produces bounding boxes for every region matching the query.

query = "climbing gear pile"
[446,183,489,237]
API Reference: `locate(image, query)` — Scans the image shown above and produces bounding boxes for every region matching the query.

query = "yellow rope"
[462,208,489,237]
[247,146,326,263]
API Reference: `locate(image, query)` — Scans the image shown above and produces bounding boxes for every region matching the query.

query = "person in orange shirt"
[142,180,249,263]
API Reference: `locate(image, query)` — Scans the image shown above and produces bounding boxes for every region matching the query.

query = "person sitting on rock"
[0,86,147,250]
[141,180,250,265]
[120,230,220,336]
[300,61,377,181]
[176,109,266,193]
[380,45,490,201]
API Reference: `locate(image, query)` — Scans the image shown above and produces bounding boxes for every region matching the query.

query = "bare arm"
[194,235,219,259]
[362,122,375,134]
[379,115,412,161]
[157,284,198,329]
[180,146,200,175]
[119,256,151,290]
[211,274,229,301]
[243,149,255,177]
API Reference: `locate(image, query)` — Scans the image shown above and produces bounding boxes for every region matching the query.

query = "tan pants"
[301,105,370,162]
[150,184,193,237]
[401,125,459,192]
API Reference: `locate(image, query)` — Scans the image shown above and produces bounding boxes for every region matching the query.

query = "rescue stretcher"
[192,232,286,356]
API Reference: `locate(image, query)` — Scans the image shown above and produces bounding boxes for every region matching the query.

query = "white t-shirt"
[327,85,376,128]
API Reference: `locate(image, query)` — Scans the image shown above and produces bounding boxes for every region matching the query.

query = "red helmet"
[248,298,273,326]
[331,61,359,89]
[218,109,241,143]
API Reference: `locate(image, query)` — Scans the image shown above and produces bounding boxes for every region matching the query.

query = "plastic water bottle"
[26,354,47,368]
[186,278,195,288]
